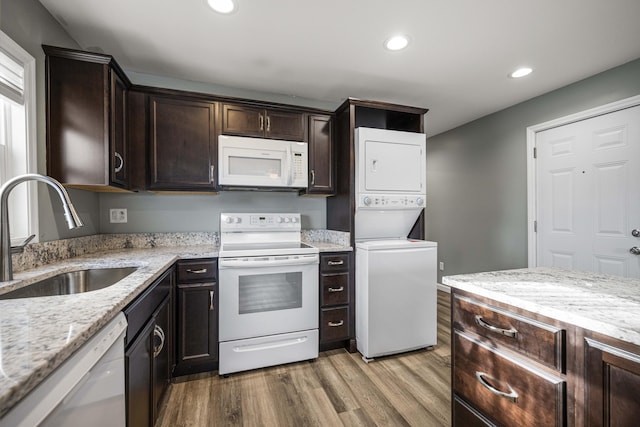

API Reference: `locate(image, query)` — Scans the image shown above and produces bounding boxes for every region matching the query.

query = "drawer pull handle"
[186,268,208,274]
[328,320,344,327]
[209,290,215,311]
[474,315,518,338]
[327,260,344,266]
[475,371,519,403]
[328,286,344,293]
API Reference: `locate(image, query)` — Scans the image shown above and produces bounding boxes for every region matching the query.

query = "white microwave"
[218,135,308,189]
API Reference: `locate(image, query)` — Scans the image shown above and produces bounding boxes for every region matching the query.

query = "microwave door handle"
[286,145,293,185]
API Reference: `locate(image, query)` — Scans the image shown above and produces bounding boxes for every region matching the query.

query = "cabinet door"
[152,297,171,422]
[110,69,128,186]
[265,110,305,141]
[176,283,218,370]
[307,114,334,194]
[149,96,216,190]
[221,104,264,137]
[585,337,640,426]
[125,320,154,427]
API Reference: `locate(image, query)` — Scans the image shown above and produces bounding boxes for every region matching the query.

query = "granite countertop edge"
[0,239,351,418]
[443,267,640,348]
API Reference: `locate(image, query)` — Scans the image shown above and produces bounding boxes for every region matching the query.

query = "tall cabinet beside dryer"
[327,98,428,245]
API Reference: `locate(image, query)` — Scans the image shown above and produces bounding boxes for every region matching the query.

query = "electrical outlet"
[110,208,127,224]
[439,261,445,271]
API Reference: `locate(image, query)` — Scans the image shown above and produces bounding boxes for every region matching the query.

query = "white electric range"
[217,213,319,375]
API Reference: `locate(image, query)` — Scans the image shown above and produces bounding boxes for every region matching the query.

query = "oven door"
[218,254,319,342]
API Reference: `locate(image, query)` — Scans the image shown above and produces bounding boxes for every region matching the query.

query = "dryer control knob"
[416,197,424,206]
[363,196,371,206]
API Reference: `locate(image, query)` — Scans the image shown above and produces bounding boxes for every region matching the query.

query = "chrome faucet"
[1,174,83,281]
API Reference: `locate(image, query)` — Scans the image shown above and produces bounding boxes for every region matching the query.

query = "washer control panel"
[358,194,425,209]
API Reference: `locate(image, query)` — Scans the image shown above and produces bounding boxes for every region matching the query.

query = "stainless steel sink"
[0,267,137,300]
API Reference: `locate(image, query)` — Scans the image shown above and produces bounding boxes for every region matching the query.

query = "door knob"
[632,229,640,237]
[630,247,640,255]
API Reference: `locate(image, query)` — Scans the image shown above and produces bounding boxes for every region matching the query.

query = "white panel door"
[536,105,640,278]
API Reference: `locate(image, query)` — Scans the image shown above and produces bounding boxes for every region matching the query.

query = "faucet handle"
[10,234,36,254]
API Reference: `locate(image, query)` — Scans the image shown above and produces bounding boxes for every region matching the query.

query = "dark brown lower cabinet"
[124,267,173,427]
[174,283,218,375]
[585,336,640,427]
[173,259,218,376]
[319,252,355,352]
[125,320,153,427]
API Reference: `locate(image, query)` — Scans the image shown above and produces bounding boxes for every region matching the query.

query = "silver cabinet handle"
[474,315,518,338]
[475,371,519,402]
[328,286,344,293]
[210,165,215,184]
[310,169,315,186]
[186,268,208,274]
[209,290,215,311]
[259,114,264,131]
[266,115,271,132]
[153,325,165,358]
[328,320,344,327]
[327,260,344,266]
[114,151,124,173]
[630,247,640,255]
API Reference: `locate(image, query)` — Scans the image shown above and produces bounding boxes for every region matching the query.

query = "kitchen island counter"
[443,267,640,347]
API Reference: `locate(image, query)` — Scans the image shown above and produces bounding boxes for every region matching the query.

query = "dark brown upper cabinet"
[148,96,217,192]
[221,103,305,141]
[44,45,131,191]
[305,114,335,195]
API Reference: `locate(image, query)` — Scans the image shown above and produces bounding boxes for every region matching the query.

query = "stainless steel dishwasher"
[0,313,127,427]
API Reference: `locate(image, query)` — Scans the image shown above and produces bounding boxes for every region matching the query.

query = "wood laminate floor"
[156,290,451,427]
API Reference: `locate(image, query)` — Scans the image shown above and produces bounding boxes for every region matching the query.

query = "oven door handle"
[219,254,319,269]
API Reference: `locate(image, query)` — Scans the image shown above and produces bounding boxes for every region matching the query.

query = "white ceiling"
[39,0,640,136]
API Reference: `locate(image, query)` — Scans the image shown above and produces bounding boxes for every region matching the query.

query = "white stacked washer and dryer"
[354,127,438,361]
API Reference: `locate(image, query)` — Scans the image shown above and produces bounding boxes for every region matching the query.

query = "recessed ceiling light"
[207,0,236,14]
[384,35,409,51]
[510,67,533,78]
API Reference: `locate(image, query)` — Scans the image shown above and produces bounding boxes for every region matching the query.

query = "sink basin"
[0,267,137,300]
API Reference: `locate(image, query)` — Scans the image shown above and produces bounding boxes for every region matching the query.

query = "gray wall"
[99,192,326,233]
[426,58,640,282]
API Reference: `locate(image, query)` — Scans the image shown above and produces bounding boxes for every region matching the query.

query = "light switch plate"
[110,208,127,223]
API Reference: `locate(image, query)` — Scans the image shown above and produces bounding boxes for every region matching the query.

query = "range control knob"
[291,217,298,223]
[416,197,424,206]
[284,217,290,223]
[234,217,241,223]
[363,196,371,206]
[276,217,283,223]
[225,217,233,224]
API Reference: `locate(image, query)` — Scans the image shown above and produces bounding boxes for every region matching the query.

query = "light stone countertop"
[443,267,640,348]
[0,234,351,419]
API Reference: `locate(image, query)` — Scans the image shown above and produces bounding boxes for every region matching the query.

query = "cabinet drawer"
[453,294,565,371]
[320,273,349,306]
[320,307,350,342]
[453,331,566,427]
[453,397,496,427]
[177,259,217,282]
[320,253,350,273]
